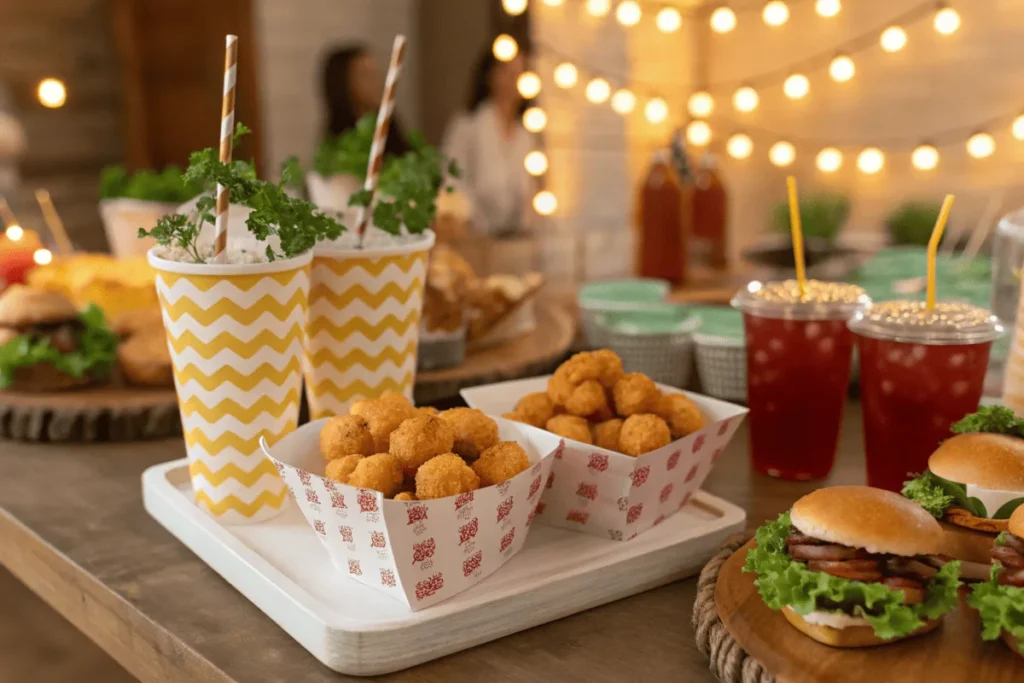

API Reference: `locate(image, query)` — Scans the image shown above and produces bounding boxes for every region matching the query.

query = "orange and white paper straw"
[214,34,239,264]
[355,34,407,245]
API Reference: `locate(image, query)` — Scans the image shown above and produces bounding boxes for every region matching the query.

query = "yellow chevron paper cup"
[150,249,312,524]
[305,233,435,419]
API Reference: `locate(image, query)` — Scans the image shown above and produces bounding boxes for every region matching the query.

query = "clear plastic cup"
[732,280,870,480]
[849,300,1003,492]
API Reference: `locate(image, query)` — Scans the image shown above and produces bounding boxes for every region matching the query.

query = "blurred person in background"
[0,80,26,204]
[442,45,534,238]
[321,44,410,156]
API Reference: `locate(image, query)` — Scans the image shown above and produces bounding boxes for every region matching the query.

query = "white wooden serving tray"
[143,458,745,676]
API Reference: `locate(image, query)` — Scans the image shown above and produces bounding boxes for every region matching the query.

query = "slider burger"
[0,285,118,392]
[902,406,1024,581]
[968,505,1024,659]
[745,486,961,647]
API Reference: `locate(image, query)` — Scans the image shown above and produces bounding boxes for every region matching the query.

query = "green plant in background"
[312,115,377,179]
[886,201,943,246]
[771,193,851,243]
[100,164,205,203]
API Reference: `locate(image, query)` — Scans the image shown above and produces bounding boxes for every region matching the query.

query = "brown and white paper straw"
[214,34,238,263]
[355,34,407,245]
[34,188,74,255]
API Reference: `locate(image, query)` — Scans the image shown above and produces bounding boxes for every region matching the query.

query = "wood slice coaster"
[693,536,1023,683]
[0,385,180,443]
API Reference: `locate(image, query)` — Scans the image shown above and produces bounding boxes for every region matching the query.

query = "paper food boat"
[262,417,561,610]
[462,377,748,541]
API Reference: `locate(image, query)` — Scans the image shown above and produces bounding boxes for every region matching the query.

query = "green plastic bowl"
[597,305,700,336]
[578,278,670,312]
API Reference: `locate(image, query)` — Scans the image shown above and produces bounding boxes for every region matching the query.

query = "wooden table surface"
[0,402,872,683]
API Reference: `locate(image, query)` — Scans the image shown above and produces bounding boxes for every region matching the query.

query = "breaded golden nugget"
[564,379,609,417]
[657,393,705,438]
[592,418,624,452]
[389,415,456,474]
[439,408,499,460]
[546,368,575,406]
[351,395,418,451]
[591,349,625,389]
[416,406,440,417]
[613,373,660,416]
[514,392,555,428]
[325,454,364,483]
[320,415,376,461]
[394,492,418,501]
[415,453,480,499]
[619,414,671,456]
[472,442,530,487]
[545,414,593,444]
[347,453,405,496]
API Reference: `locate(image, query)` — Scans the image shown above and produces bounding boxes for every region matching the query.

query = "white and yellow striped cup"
[304,233,434,419]
[150,249,312,523]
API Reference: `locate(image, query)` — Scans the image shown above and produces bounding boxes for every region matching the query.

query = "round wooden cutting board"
[713,539,1022,682]
[0,385,180,442]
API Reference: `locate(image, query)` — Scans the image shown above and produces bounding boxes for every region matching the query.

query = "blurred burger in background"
[968,505,1024,659]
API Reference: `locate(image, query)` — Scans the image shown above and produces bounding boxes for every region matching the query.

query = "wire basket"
[417,326,466,371]
[578,279,671,349]
[597,316,701,388]
[692,333,747,403]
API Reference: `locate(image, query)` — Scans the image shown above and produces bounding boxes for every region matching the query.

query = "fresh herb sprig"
[140,123,345,262]
[312,115,376,179]
[101,165,205,203]
[951,406,1024,437]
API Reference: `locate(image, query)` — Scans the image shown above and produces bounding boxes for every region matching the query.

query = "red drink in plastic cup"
[849,300,1003,492]
[733,280,869,480]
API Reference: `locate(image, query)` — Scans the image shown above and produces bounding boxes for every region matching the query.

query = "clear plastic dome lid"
[848,299,1003,345]
[731,279,871,320]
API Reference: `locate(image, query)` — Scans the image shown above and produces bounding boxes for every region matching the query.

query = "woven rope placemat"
[692,533,777,683]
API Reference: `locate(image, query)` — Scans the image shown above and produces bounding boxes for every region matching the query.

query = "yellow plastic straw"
[926,194,956,312]
[786,176,806,297]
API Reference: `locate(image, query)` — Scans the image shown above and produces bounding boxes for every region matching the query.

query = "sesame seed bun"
[929,433,1024,492]
[1009,505,1024,539]
[0,285,77,328]
[781,607,940,648]
[790,486,944,556]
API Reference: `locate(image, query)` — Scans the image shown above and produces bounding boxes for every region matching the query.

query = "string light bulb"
[783,74,809,100]
[656,7,682,33]
[912,145,939,170]
[769,141,796,167]
[934,7,960,35]
[815,0,841,18]
[967,132,995,159]
[857,148,885,174]
[762,1,789,27]
[727,133,753,159]
[533,190,558,215]
[611,88,636,114]
[688,91,714,118]
[733,86,759,112]
[517,71,542,98]
[585,78,611,103]
[33,248,53,266]
[37,78,66,108]
[829,55,855,82]
[523,107,548,132]
[502,0,528,16]
[816,147,843,173]
[710,7,737,33]
[644,97,669,123]
[5,224,24,241]
[525,151,549,176]
[492,35,519,62]
[1013,115,1024,140]
[616,1,642,26]
[554,62,578,88]
[880,26,907,53]
[686,120,712,146]
[585,0,611,16]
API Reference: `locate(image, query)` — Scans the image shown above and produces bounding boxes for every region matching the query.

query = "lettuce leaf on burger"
[745,486,961,647]
[967,506,1024,659]
[902,407,1024,580]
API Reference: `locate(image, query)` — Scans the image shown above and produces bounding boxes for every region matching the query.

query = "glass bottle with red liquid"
[732,280,870,480]
[848,300,1003,492]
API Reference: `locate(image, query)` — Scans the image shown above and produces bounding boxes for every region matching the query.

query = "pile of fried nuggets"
[320,394,529,501]
[505,350,705,457]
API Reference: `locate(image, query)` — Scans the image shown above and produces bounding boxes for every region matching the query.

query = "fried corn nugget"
[472,442,530,487]
[346,453,404,497]
[545,414,593,444]
[619,414,671,457]
[351,395,418,451]
[564,379,609,417]
[546,367,575,406]
[592,418,624,452]
[320,415,376,461]
[415,453,481,500]
[325,454,364,483]
[394,492,418,501]
[613,373,660,416]
[514,392,555,428]
[389,415,456,474]
[439,408,499,460]
[657,393,705,438]
[591,349,625,389]
[416,406,440,417]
